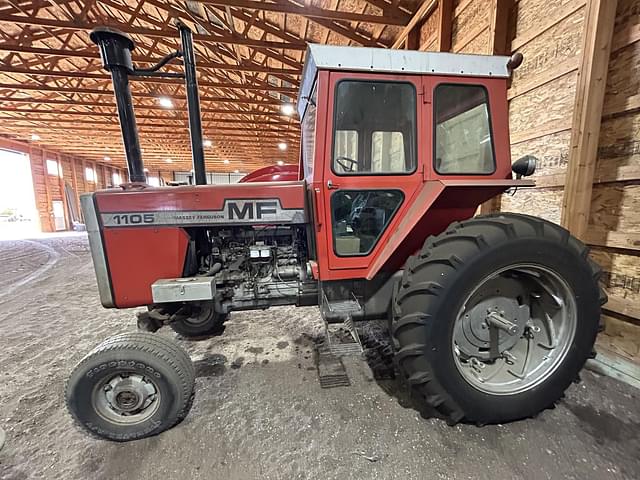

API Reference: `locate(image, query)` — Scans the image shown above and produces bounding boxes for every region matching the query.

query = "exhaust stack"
[90,23,207,185]
[90,27,146,183]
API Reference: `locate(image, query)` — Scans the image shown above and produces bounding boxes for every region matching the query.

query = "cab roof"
[297,44,513,118]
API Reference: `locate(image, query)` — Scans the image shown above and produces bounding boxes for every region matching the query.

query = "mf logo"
[227,200,278,220]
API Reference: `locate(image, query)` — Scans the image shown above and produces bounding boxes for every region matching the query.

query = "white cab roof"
[297,44,512,118]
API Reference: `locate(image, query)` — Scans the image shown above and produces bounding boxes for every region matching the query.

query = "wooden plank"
[612,19,640,52]
[561,0,617,240]
[510,118,571,145]
[587,347,640,389]
[56,153,70,231]
[602,296,640,324]
[453,24,488,53]
[487,0,512,55]
[392,0,438,49]
[584,229,640,252]
[436,0,453,52]
[601,313,640,358]
[197,0,406,25]
[603,93,640,117]
[511,0,586,51]
[508,58,580,100]
[535,160,640,187]
[69,157,80,216]
[40,148,53,233]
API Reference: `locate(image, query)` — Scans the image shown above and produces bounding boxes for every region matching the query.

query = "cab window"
[333,81,416,175]
[301,84,317,178]
[332,190,404,256]
[434,84,495,174]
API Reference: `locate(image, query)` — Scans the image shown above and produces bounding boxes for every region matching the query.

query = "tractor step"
[326,299,362,315]
[324,316,363,357]
[317,347,351,388]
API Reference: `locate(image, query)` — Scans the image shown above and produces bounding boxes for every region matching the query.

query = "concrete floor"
[0,234,638,480]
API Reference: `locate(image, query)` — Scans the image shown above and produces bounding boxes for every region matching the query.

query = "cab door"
[321,72,426,276]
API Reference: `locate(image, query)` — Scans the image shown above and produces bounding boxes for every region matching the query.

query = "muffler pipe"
[177,22,207,186]
[89,27,146,183]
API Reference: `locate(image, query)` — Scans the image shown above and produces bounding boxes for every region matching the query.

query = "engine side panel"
[103,227,189,307]
[95,181,307,226]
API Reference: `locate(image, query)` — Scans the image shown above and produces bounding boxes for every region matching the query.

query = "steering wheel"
[335,156,358,173]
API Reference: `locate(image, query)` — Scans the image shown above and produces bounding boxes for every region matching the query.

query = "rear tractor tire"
[391,213,606,426]
[66,332,195,441]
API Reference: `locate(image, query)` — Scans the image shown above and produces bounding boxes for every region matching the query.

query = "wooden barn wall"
[500,0,586,225]
[0,138,125,232]
[588,0,640,364]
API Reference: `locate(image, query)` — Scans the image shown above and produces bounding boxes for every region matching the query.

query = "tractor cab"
[296,45,527,284]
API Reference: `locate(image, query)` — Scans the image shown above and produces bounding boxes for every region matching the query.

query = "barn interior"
[0,1,638,479]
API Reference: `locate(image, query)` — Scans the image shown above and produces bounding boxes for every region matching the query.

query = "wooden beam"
[561,0,617,240]
[0,97,294,117]
[436,0,453,52]
[0,44,301,78]
[392,0,438,49]
[405,27,420,50]
[0,13,308,50]
[198,0,406,25]
[0,83,282,106]
[487,0,512,55]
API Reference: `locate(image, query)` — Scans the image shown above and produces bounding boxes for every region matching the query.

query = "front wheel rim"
[452,263,577,396]
[92,373,161,425]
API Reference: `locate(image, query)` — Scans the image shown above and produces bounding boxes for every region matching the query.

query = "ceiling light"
[165,158,173,163]
[234,169,240,174]
[223,159,230,164]
[277,160,284,166]
[143,168,149,173]
[158,96,173,108]
[104,156,111,161]
[31,133,40,141]
[281,103,295,116]
[278,142,287,151]
[203,139,212,148]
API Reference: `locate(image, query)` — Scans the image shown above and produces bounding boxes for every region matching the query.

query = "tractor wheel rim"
[452,263,577,396]
[185,306,214,326]
[93,373,160,425]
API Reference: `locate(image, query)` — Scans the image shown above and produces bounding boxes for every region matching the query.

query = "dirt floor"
[0,234,639,480]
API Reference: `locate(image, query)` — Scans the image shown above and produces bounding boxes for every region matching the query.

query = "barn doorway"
[0,149,40,239]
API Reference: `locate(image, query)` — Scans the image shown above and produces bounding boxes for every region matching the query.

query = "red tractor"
[66,25,605,441]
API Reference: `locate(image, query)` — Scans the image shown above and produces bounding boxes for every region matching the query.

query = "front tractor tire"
[66,332,195,441]
[168,303,228,338]
[391,213,605,426]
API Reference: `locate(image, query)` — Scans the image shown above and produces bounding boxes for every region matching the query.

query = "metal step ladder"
[322,293,364,356]
[316,293,364,388]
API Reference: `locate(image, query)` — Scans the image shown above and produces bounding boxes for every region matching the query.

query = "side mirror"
[512,155,537,179]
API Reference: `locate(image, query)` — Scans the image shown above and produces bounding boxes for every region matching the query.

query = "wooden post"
[80,159,87,194]
[56,153,70,230]
[487,0,512,55]
[479,0,514,215]
[70,156,80,210]
[40,148,53,232]
[406,27,420,50]
[561,0,617,240]
[436,0,453,52]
